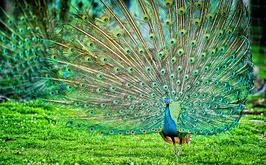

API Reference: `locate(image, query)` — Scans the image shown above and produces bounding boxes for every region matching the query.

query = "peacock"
[0,0,253,152]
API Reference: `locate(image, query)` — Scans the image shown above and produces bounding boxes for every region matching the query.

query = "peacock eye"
[11,33,17,39]
[126,49,131,54]
[163,85,168,90]
[109,130,114,134]
[211,49,216,55]
[177,7,185,15]
[160,69,166,75]
[116,32,121,37]
[164,0,173,7]
[142,14,150,22]
[201,52,206,58]
[139,82,145,88]
[19,28,24,34]
[1,36,6,42]
[195,2,203,9]
[101,16,108,22]
[146,67,151,72]
[165,19,171,25]
[169,38,176,46]
[25,38,30,43]
[96,73,104,80]
[193,70,199,76]
[127,67,134,73]
[151,93,156,97]
[191,40,196,46]
[125,83,132,88]
[85,104,90,108]
[177,48,184,56]
[158,52,164,57]
[171,57,176,64]
[127,95,133,100]
[184,74,189,80]
[179,29,186,36]
[194,18,200,25]
[204,33,210,40]
[219,30,224,36]
[139,48,144,54]
[169,74,175,79]
[186,85,191,90]
[89,42,94,47]
[11,44,16,51]
[152,82,158,87]
[207,13,214,20]
[7,20,13,25]
[129,105,135,110]
[113,67,120,74]
[189,57,195,64]
[112,99,119,105]
[96,88,103,93]
[100,103,106,108]
[149,33,155,39]
[20,16,25,22]
[177,66,182,72]
[172,90,176,95]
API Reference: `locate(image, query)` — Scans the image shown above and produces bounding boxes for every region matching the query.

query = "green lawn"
[0,100,265,164]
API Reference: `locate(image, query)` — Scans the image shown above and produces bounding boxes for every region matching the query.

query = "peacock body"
[0,0,253,144]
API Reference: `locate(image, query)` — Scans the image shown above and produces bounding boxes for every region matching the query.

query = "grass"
[0,99,265,165]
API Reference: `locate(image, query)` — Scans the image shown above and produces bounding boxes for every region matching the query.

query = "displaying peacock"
[0,0,253,151]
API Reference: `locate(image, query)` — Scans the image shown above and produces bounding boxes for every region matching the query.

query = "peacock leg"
[171,137,180,163]
[178,144,182,157]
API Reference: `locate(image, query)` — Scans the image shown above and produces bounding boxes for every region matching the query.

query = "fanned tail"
[0,0,253,136]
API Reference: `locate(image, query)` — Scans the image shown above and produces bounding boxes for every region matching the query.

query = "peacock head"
[163,97,173,106]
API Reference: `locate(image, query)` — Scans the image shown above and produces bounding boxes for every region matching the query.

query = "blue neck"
[163,105,178,136]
